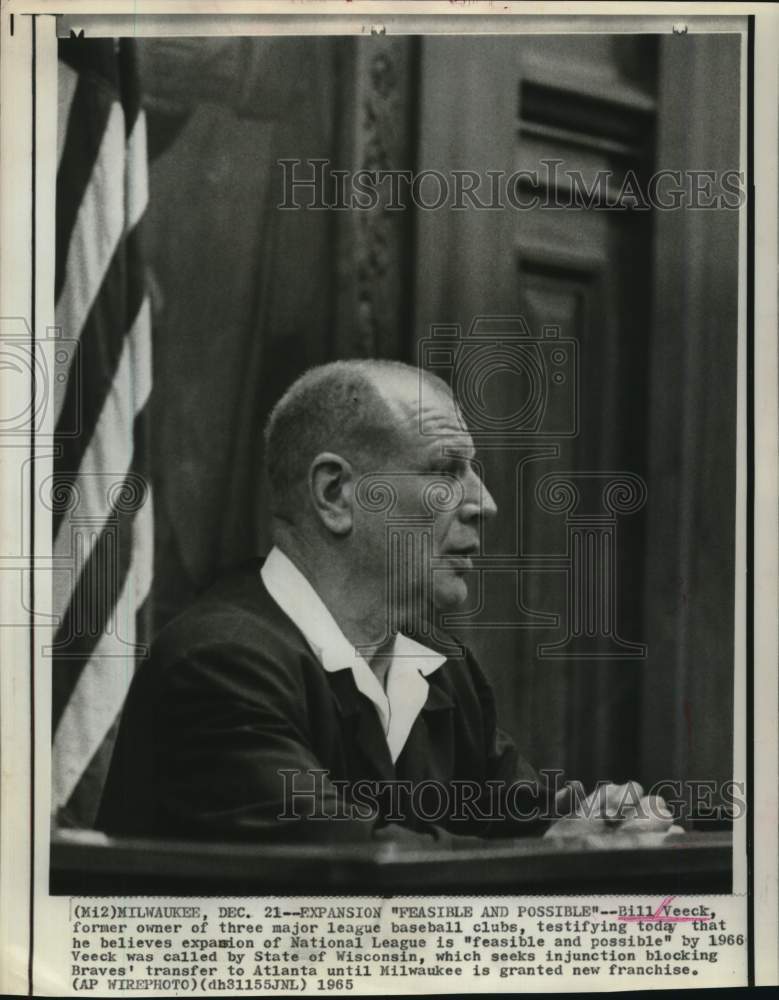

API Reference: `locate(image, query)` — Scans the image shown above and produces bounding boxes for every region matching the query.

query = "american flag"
[51,38,153,828]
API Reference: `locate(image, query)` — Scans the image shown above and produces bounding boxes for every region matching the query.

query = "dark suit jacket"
[97,558,550,844]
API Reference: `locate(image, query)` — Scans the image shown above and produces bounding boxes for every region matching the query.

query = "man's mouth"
[440,547,479,571]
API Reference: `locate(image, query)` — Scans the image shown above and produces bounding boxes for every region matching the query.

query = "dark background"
[136,34,740,804]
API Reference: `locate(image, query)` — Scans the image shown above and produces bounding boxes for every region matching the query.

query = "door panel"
[415,35,658,784]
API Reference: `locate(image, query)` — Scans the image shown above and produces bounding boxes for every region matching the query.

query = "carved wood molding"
[333,37,416,360]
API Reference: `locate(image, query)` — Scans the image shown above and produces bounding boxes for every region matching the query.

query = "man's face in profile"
[354,378,497,622]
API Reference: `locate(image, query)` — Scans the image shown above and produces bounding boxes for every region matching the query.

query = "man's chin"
[432,574,469,610]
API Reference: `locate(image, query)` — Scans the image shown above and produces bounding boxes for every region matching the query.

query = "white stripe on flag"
[54,100,125,425]
[52,491,154,809]
[125,109,149,233]
[130,294,152,413]
[53,297,152,621]
[57,62,79,169]
[132,470,154,632]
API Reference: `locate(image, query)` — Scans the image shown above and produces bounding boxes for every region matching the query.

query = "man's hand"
[544,781,685,843]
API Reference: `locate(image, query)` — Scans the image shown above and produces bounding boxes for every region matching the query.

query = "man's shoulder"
[152,557,312,672]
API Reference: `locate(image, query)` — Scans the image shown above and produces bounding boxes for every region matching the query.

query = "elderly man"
[98,360,675,844]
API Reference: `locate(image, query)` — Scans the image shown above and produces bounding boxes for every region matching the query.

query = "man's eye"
[431,455,476,477]
[454,456,477,473]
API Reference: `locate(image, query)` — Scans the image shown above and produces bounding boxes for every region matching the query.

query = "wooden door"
[415,35,660,786]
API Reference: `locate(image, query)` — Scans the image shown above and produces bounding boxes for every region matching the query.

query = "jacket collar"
[260,547,451,773]
[260,546,446,677]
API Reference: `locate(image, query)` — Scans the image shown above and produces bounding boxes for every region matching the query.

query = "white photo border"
[0,2,775,994]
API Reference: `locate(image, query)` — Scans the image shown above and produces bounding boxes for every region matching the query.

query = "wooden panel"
[51,829,732,896]
[519,79,655,160]
[331,36,417,359]
[639,35,740,795]
[415,36,659,785]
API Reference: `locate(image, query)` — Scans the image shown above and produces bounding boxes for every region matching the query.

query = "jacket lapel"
[326,669,396,782]
[422,673,455,713]
[396,669,456,781]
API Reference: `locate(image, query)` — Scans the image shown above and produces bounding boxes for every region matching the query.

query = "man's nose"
[461,468,498,521]
[478,482,498,520]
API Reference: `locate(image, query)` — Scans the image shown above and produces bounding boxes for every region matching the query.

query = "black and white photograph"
[1,2,777,995]
[48,22,742,895]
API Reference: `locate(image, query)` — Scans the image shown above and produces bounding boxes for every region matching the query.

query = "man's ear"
[309,452,354,536]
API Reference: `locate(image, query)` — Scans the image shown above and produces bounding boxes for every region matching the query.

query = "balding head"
[263,359,496,631]
[263,359,453,522]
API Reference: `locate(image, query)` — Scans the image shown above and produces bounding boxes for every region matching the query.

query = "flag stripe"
[117,39,142,137]
[59,37,124,89]
[125,110,149,233]
[52,408,149,732]
[54,101,126,426]
[56,715,122,829]
[55,75,116,303]
[53,297,151,554]
[53,36,153,826]
[54,223,146,490]
[52,514,153,808]
[57,63,79,169]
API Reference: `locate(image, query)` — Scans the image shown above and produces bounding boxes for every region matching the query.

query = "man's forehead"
[374,372,474,452]
[378,372,463,427]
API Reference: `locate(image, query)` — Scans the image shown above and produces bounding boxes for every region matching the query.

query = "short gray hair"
[263,359,449,518]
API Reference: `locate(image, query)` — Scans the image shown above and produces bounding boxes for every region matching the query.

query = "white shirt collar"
[260,546,445,675]
[260,546,447,761]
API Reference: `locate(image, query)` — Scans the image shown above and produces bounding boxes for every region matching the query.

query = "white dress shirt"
[260,546,446,763]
